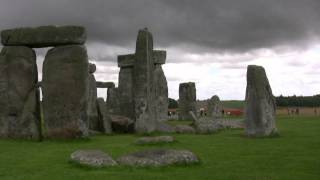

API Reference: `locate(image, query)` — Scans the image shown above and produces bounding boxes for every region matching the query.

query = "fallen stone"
[135,136,175,145]
[110,115,134,133]
[117,149,199,167]
[97,98,112,134]
[1,26,86,48]
[70,149,117,167]
[0,46,41,140]
[174,125,196,134]
[155,122,175,133]
[42,45,89,139]
[245,65,277,137]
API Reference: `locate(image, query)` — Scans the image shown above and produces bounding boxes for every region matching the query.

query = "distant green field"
[0,116,319,180]
[221,100,245,109]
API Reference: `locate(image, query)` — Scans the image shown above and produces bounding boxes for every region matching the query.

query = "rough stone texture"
[190,112,220,134]
[133,29,157,133]
[1,26,86,48]
[97,98,112,134]
[70,150,117,167]
[96,81,115,88]
[118,67,135,119]
[87,74,99,131]
[155,122,175,133]
[245,65,277,137]
[174,125,196,134]
[110,115,134,133]
[135,136,175,145]
[0,46,41,139]
[154,64,168,122]
[153,50,166,64]
[106,87,120,115]
[88,63,96,74]
[178,82,197,120]
[42,45,89,139]
[117,54,135,67]
[117,149,199,167]
[207,95,223,119]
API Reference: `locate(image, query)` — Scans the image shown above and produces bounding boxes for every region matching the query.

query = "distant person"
[314,109,318,116]
[222,109,225,116]
[295,108,299,115]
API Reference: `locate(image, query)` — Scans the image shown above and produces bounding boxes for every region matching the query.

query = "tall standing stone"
[0,46,40,139]
[42,45,89,138]
[207,95,222,119]
[154,64,168,121]
[87,63,99,131]
[245,65,277,137]
[178,82,197,120]
[118,66,134,119]
[106,87,120,115]
[133,29,156,133]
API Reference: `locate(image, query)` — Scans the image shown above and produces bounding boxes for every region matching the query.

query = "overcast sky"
[1,0,320,100]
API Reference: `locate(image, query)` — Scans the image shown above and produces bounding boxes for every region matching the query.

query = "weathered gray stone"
[106,87,120,115]
[153,50,166,64]
[118,67,135,119]
[0,46,41,140]
[70,149,117,167]
[117,149,199,167]
[96,81,115,88]
[133,28,157,133]
[245,65,277,137]
[174,125,196,134]
[88,63,96,74]
[1,26,86,48]
[110,115,134,133]
[97,98,112,134]
[117,54,135,67]
[178,82,197,120]
[87,74,99,131]
[42,45,89,139]
[155,122,175,133]
[207,95,222,119]
[135,136,175,145]
[154,64,168,122]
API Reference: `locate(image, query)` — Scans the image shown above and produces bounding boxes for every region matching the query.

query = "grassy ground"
[0,116,319,180]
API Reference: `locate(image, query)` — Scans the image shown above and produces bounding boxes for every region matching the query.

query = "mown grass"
[0,116,319,180]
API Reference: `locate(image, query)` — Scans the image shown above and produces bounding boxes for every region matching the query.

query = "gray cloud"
[1,0,320,54]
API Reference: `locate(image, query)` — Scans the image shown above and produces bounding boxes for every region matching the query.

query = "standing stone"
[118,67,134,119]
[245,65,277,137]
[1,26,86,48]
[87,63,99,131]
[207,95,222,119]
[106,87,120,115]
[133,28,157,133]
[42,45,89,138]
[0,46,40,139]
[178,82,197,120]
[154,56,168,122]
[97,98,112,134]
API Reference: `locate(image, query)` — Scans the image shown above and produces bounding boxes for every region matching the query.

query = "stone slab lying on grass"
[70,149,117,167]
[135,136,175,145]
[174,125,196,134]
[117,149,199,167]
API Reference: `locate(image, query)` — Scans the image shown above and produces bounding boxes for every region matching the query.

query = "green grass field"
[0,116,319,180]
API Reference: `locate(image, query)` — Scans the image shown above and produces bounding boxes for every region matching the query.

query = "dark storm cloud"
[1,0,320,53]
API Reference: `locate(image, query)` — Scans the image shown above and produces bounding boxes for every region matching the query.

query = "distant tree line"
[276,94,320,107]
[168,98,178,109]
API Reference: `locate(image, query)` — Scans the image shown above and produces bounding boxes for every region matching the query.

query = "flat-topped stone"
[153,50,166,64]
[1,26,86,48]
[117,149,199,167]
[117,54,135,67]
[96,81,115,88]
[117,50,166,67]
[70,149,117,167]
